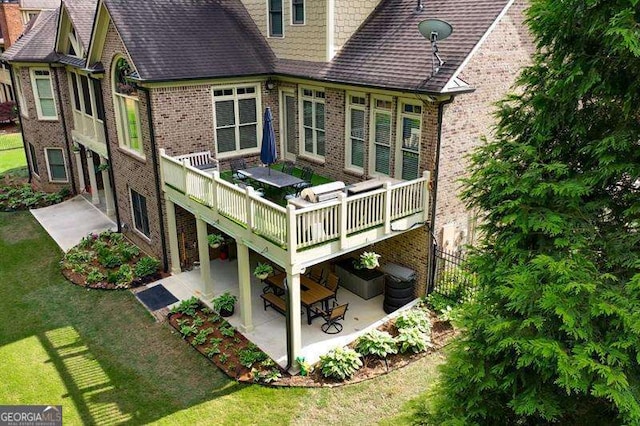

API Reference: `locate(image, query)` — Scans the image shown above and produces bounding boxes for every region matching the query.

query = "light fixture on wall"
[265,78,276,91]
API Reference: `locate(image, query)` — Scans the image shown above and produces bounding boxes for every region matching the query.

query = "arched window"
[112,57,142,156]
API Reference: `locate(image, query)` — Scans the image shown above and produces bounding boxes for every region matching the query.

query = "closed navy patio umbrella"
[260,107,277,174]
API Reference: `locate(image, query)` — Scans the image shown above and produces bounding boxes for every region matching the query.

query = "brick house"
[3,0,532,364]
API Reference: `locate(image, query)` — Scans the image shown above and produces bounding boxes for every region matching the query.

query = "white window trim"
[14,69,28,119]
[279,87,297,161]
[30,68,58,121]
[22,10,39,25]
[394,99,423,180]
[129,188,152,241]
[211,83,262,159]
[68,28,83,58]
[267,0,285,38]
[44,147,68,183]
[298,85,326,162]
[27,142,39,177]
[345,92,366,173]
[112,56,144,159]
[290,0,305,25]
[69,70,101,122]
[368,95,393,178]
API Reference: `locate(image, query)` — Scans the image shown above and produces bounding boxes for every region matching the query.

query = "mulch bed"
[62,268,167,290]
[167,301,456,387]
[168,307,287,384]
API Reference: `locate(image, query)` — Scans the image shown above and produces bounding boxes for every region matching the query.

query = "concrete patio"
[157,254,417,368]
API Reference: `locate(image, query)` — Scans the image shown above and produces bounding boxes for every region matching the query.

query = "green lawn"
[0,133,26,175]
[0,212,441,425]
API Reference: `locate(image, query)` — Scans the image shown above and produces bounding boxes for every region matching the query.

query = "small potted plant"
[253,262,273,280]
[207,233,225,249]
[356,251,381,270]
[212,291,237,317]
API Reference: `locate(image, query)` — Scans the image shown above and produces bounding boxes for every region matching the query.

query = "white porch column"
[195,216,213,298]
[286,271,302,363]
[236,241,253,332]
[86,151,100,205]
[99,156,115,216]
[73,146,85,192]
[165,199,182,274]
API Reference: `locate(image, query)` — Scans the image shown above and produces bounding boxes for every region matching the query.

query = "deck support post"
[74,146,85,192]
[236,240,253,332]
[86,150,100,205]
[165,199,182,274]
[286,271,302,367]
[196,216,213,298]
[100,156,115,216]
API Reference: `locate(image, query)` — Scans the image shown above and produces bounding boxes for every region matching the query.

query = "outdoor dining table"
[263,272,335,325]
[239,166,305,189]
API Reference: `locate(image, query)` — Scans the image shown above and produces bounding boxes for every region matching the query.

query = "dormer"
[239,0,382,62]
[55,3,85,58]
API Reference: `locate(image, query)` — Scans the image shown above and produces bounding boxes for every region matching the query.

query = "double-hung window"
[30,69,57,120]
[45,148,68,182]
[370,98,393,176]
[69,72,94,117]
[130,189,150,238]
[213,85,260,156]
[113,57,143,156]
[269,0,283,37]
[397,102,422,180]
[346,94,366,171]
[292,0,304,24]
[301,87,325,158]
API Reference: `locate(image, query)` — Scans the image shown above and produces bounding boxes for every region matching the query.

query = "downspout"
[137,85,169,273]
[426,96,454,294]
[93,77,121,232]
[52,66,77,194]
[6,63,31,183]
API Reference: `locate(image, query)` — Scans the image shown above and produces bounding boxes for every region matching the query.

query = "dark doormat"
[136,284,178,311]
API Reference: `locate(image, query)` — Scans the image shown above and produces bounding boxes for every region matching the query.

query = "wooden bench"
[260,292,286,315]
[175,151,218,172]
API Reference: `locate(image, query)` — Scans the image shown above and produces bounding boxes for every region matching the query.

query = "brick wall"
[0,3,24,48]
[436,0,534,247]
[15,66,73,193]
[99,21,163,260]
[239,0,326,61]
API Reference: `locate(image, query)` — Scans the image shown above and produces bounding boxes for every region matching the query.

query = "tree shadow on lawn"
[0,212,305,425]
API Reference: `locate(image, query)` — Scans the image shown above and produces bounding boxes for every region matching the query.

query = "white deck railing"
[72,110,106,145]
[160,151,430,253]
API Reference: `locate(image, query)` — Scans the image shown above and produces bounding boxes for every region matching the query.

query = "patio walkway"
[31,195,117,252]
[157,256,417,368]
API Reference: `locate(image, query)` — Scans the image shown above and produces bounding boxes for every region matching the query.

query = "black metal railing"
[430,246,476,302]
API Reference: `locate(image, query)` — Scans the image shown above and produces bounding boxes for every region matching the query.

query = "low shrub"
[218,323,235,338]
[118,242,140,262]
[395,327,431,354]
[318,347,362,380]
[86,268,105,284]
[99,252,123,269]
[355,330,398,358]
[170,297,200,317]
[0,184,70,211]
[238,346,268,368]
[134,256,161,278]
[192,328,213,346]
[395,309,431,334]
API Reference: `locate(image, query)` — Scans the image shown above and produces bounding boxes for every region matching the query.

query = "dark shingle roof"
[278,0,511,93]
[1,9,59,63]
[63,0,98,50]
[103,0,275,81]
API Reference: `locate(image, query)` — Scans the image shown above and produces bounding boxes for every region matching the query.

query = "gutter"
[6,62,32,184]
[52,66,77,194]
[426,96,455,294]
[137,85,169,273]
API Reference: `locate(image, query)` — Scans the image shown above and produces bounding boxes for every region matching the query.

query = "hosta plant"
[355,330,398,358]
[318,347,362,380]
[395,327,431,354]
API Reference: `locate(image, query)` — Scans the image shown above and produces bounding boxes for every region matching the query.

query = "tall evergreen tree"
[423,0,640,424]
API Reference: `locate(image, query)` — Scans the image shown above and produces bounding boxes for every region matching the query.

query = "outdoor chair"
[313,302,349,334]
[281,161,295,175]
[230,158,248,181]
[306,264,326,284]
[236,181,264,197]
[324,272,340,305]
[292,166,313,192]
